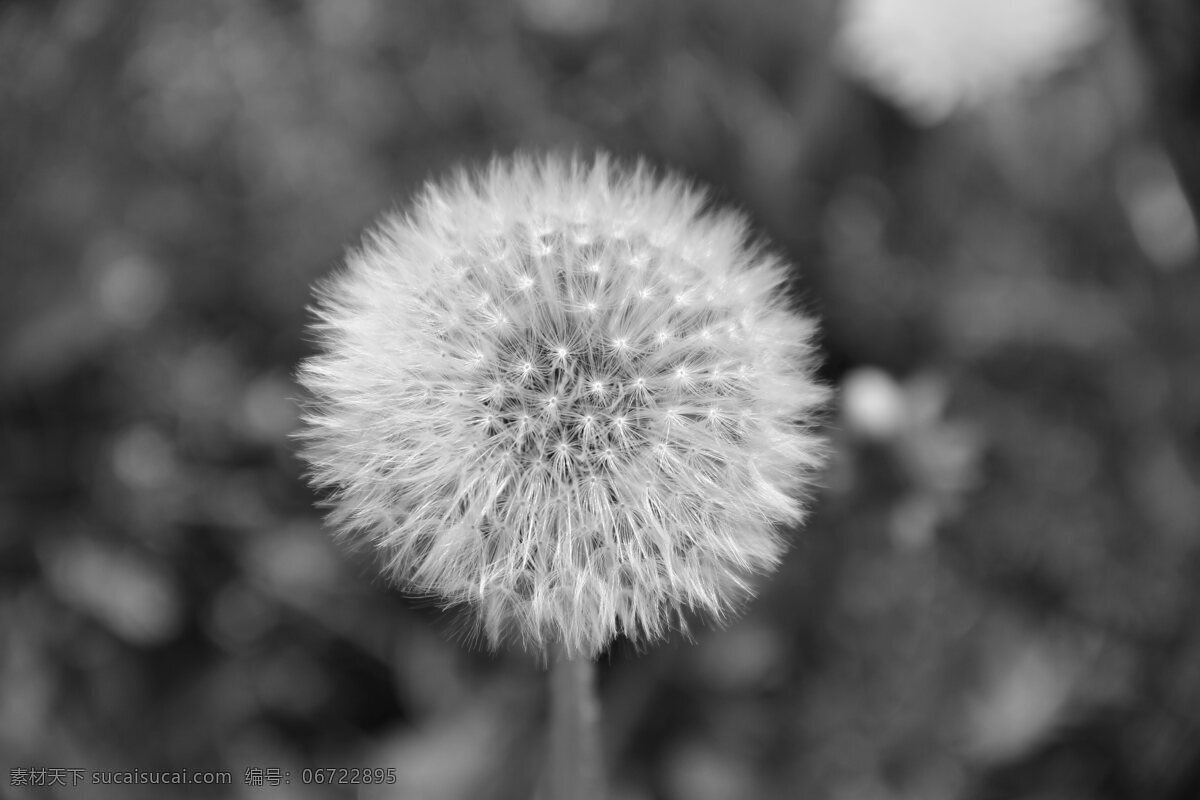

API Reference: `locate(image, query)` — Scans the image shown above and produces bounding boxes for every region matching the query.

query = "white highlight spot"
[842,366,905,439]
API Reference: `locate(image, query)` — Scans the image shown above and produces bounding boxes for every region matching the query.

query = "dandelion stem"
[546,649,604,800]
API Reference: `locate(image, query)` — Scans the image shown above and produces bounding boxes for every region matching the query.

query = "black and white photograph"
[2,1,1199,798]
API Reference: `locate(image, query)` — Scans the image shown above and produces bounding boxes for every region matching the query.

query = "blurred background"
[2,0,1199,798]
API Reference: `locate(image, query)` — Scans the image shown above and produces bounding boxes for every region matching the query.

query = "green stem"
[545,648,604,800]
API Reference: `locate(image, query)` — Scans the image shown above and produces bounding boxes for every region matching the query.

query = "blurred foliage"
[2,1,1199,799]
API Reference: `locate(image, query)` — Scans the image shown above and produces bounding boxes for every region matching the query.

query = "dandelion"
[296,152,827,659]
[836,0,1105,124]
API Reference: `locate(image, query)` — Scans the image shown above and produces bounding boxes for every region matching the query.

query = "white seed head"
[836,0,1104,124]
[296,152,828,658]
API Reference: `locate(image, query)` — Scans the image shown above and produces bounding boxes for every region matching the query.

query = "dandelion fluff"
[837,0,1105,124]
[296,153,827,658]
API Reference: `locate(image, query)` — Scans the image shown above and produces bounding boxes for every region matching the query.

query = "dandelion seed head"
[836,0,1104,124]
[296,152,828,658]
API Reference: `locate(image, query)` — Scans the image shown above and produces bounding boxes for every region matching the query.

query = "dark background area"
[2,1,1199,798]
